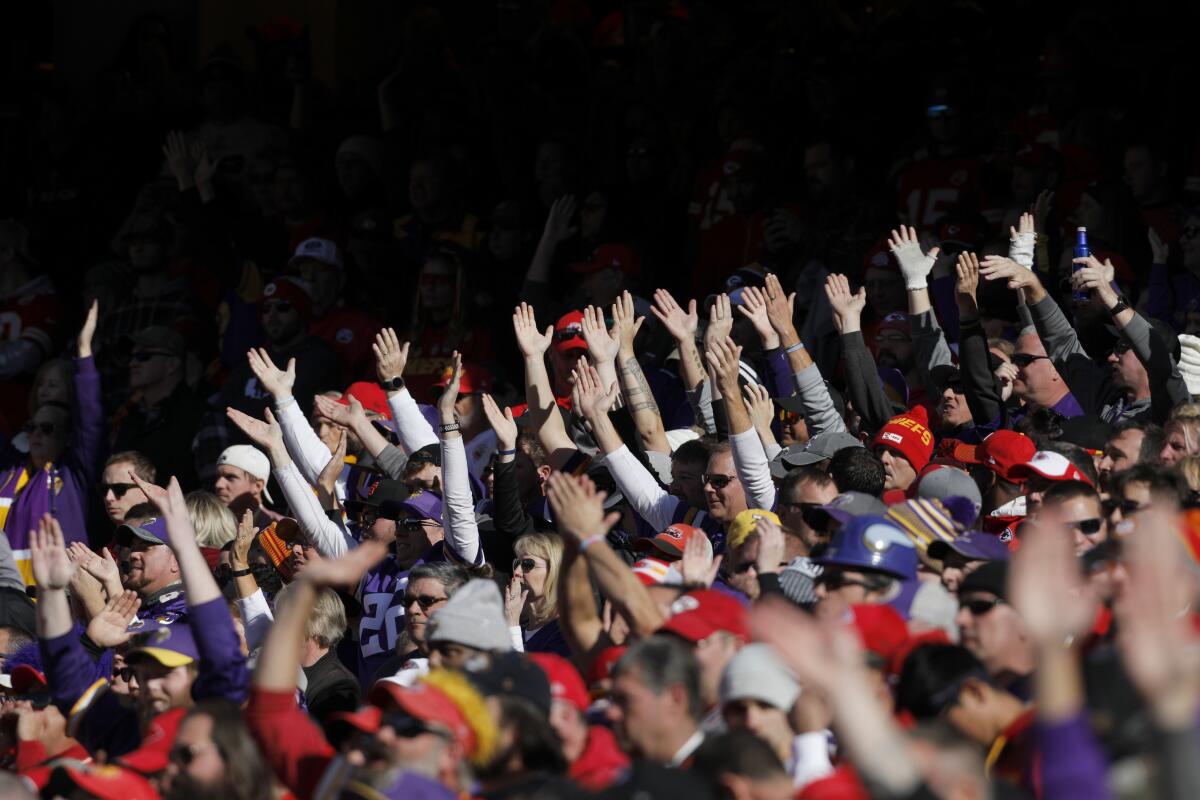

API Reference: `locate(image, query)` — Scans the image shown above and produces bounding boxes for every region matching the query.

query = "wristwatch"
[379,376,405,392]
[1108,296,1130,316]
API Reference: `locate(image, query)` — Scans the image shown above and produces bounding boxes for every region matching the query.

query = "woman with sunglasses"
[506,533,568,656]
[0,301,103,580]
[163,698,273,800]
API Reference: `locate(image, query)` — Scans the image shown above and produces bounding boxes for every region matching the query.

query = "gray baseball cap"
[769,431,864,479]
[818,491,888,524]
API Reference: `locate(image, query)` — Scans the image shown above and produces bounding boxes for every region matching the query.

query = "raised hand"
[1149,228,1170,265]
[1008,213,1037,269]
[226,407,286,457]
[296,539,388,589]
[889,225,940,290]
[979,255,1042,293]
[85,590,141,650]
[29,515,75,591]
[231,509,256,568]
[581,306,620,366]
[436,351,463,424]
[247,348,296,400]
[572,360,620,420]
[513,303,553,358]
[706,336,743,392]
[372,328,409,384]
[823,274,866,334]
[1009,514,1097,647]
[161,130,195,190]
[78,300,98,359]
[763,274,799,343]
[611,291,644,356]
[650,289,699,343]
[1069,254,1118,307]
[129,474,191,528]
[504,574,530,627]
[754,517,786,575]
[994,360,1018,402]
[544,195,578,245]
[955,252,981,307]
[679,531,722,588]
[313,393,366,431]
[481,393,518,452]
[736,286,779,349]
[743,384,776,435]
[704,293,734,353]
[750,598,865,694]
[191,140,214,193]
[317,427,347,496]
[545,472,621,544]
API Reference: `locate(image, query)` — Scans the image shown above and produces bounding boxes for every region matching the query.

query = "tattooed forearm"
[620,356,661,415]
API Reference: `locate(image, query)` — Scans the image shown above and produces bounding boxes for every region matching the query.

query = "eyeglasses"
[23,422,56,435]
[130,350,172,362]
[99,482,137,499]
[1064,518,1104,536]
[815,571,873,591]
[1011,353,1049,368]
[959,597,1004,616]
[702,473,738,490]
[261,300,294,314]
[403,593,447,611]
[1112,340,1133,357]
[732,561,758,574]
[777,408,803,425]
[513,557,543,573]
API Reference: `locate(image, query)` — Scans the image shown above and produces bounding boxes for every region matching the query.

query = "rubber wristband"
[230,568,252,578]
[497,448,517,456]
[579,533,605,552]
[440,422,461,433]
[784,341,805,354]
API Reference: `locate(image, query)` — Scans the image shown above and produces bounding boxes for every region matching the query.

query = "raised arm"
[437,352,483,566]
[375,329,439,455]
[522,196,576,302]
[515,304,577,467]
[547,472,666,638]
[313,393,392,462]
[481,393,534,539]
[826,274,893,433]
[710,337,774,510]
[954,253,1004,426]
[892,227,954,397]
[651,288,708,389]
[979,256,1086,362]
[249,348,333,484]
[612,291,670,453]
[67,301,104,485]
[580,305,622,412]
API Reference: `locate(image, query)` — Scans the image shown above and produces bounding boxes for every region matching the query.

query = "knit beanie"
[426,579,513,653]
[873,405,934,472]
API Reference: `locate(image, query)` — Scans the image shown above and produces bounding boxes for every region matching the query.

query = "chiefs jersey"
[895,152,986,230]
[309,305,382,384]
[0,275,61,433]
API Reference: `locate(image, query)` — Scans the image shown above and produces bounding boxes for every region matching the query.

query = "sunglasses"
[815,571,873,591]
[554,328,583,342]
[403,593,447,610]
[170,742,219,767]
[399,518,439,532]
[777,408,803,424]
[702,473,738,490]
[1112,340,1132,357]
[261,300,294,314]
[99,482,137,499]
[1011,353,1049,368]
[130,350,172,362]
[381,712,449,740]
[23,422,56,435]
[731,561,758,575]
[1103,498,1146,516]
[1064,518,1103,536]
[959,597,1004,616]
[512,557,542,573]
[783,502,834,532]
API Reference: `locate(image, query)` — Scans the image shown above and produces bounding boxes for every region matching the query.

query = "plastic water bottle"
[1072,227,1089,302]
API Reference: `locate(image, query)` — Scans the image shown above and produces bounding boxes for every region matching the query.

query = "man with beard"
[245,541,497,800]
[115,509,188,626]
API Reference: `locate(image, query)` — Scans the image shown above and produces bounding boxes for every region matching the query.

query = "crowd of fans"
[0,2,1198,800]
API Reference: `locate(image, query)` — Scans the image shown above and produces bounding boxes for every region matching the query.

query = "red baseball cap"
[553,310,588,355]
[528,653,590,713]
[585,646,627,687]
[570,244,640,277]
[432,362,492,395]
[631,556,672,586]
[631,523,706,560]
[956,430,1037,483]
[659,589,749,643]
[370,679,477,756]
[118,707,186,775]
[847,604,908,668]
[340,381,392,419]
[1008,450,1094,486]
[10,664,46,694]
[327,705,383,735]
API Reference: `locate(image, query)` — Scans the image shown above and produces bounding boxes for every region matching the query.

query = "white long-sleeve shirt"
[730,429,775,511]
[603,445,720,536]
[440,436,482,565]
[387,388,439,455]
[274,461,356,557]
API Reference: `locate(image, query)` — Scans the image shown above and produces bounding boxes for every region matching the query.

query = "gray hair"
[407,562,470,595]
[613,635,703,722]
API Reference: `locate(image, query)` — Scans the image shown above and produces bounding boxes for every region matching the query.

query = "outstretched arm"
[826,274,894,432]
[612,291,670,453]
[437,352,483,565]
[249,348,334,484]
[514,303,577,467]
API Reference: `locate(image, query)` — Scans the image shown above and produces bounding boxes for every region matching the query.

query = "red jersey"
[569,726,629,790]
[896,153,986,230]
[0,275,61,433]
[309,305,382,385]
[403,321,495,399]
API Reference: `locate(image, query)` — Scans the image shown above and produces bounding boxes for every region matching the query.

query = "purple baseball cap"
[399,489,444,522]
[125,622,199,667]
[115,516,170,547]
[927,529,1011,563]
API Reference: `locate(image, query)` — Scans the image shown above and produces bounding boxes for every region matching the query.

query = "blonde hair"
[186,491,237,548]
[514,532,563,629]
[1180,456,1200,493]
[272,584,347,650]
[1167,405,1200,458]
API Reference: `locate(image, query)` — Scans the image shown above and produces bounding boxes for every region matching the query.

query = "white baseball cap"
[217,445,273,503]
[288,237,342,270]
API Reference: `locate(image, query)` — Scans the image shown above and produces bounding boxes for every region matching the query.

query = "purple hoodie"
[0,356,104,562]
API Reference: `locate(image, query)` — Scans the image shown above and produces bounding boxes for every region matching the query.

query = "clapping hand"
[85,590,142,650]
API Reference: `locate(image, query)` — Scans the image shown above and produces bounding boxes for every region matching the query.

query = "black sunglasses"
[959,597,1004,616]
[381,712,449,740]
[403,593,447,610]
[23,422,56,435]
[1103,498,1146,516]
[400,518,438,532]
[1112,340,1133,357]
[702,473,738,490]
[815,571,873,591]
[788,502,834,533]
[1011,353,1049,368]
[1065,518,1103,536]
[170,741,221,767]
[512,557,541,572]
[99,482,137,499]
